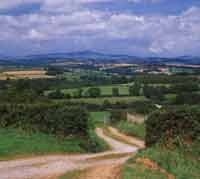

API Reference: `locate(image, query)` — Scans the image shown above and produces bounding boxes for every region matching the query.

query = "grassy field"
[0,70,52,80]
[89,111,111,125]
[0,128,108,160]
[58,84,130,96]
[0,128,85,160]
[164,93,177,103]
[115,121,145,140]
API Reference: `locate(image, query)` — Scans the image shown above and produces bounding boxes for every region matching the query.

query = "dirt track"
[0,127,143,179]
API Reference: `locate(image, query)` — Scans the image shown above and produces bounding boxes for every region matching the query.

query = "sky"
[0,0,200,57]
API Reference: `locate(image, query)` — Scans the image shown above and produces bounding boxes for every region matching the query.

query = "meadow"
[57,84,130,96]
[0,128,85,160]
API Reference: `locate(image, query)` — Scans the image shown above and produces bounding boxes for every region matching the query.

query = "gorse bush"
[0,104,89,137]
[145,107,200,147]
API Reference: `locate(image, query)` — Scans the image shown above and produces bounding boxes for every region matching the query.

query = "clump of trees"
[143,85,166,101]
[129,82,141,96]
[170,82,199,93]
[86,87,101,98]
[0,79,48,103]
[46,66,64,76]
[48,89,65,99]
[112,87,119,96]
[175,93,200,105]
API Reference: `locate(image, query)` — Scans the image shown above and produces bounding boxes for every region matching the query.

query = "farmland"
[0,70,53,80]
[0,64,199,179]
[60,84,130,96]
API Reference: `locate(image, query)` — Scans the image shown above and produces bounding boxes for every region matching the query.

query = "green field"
[62,70,110,81]
[45,82,173,97]
[164,93,177,103]
[0,128,85,160]
[90,111,111,125]
[0,128,108,160]
[54,84,130,96]
[115,121,145,140]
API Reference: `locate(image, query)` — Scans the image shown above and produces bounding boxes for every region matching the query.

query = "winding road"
[0,127,145,179]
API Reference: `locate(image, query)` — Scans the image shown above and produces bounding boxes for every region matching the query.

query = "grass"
[0,128,108,160]
[115,121,145,140]
[164,93,177,103]
[123,143,200,179]
[122,162,167,179]
[55,84,130,96]
[89,111,111,125]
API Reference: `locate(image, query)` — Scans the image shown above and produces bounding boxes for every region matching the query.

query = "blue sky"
[0,0,200,57]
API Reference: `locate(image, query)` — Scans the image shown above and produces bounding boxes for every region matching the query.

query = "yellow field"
[0,70,53,80]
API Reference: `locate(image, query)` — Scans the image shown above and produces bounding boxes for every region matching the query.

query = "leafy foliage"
[0,104,89,137]
[145,107,200,146]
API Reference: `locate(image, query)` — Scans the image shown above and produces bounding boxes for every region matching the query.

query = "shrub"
[145,107,200,147]
[48,89,65,99]
[0,104,89,137]
[110,110,127,123]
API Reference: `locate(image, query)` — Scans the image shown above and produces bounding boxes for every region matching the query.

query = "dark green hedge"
[145,107,200,146]
[0,104,89,137]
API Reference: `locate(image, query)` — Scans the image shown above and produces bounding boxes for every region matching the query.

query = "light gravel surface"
[0,128,141,179]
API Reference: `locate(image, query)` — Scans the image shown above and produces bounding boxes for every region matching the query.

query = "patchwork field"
[0,70,53,80]
[63,85,130,96]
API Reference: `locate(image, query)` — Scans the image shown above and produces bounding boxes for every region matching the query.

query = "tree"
[112,87,119,96]
[129,82,141,96]
[102,100,111,108]
[143,85,164,101]
[48,89,64,99]
[77,88,83,98]
[87,87,101,98]
[65,93,71,99]
[46,66,64,76]
[171,82,199,93]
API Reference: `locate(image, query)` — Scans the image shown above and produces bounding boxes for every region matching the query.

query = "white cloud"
[0,0,42,9]
[128,0,161,3]
[0,1,200,56]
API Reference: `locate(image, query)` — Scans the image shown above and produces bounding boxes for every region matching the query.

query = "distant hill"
[0,51,200,66]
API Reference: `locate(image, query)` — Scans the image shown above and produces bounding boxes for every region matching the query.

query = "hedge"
[145,107,200,146]
[0,104,89,137]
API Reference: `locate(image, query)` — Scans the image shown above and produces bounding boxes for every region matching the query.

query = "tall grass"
[115,121,145,140]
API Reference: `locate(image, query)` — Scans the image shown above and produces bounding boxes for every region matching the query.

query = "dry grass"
[0,70,53,79]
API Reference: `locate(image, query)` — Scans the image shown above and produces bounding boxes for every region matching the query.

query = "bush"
[110,110,127,123]
[86,87,101,98]
[145,107,200,146]
[0,104,89,137]
[48,89,65,99]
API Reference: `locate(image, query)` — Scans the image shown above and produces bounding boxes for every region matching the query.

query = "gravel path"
[0,128,142,179]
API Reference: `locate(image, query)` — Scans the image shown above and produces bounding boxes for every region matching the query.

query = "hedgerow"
[0,104,89,137]
[145,107,200,146]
